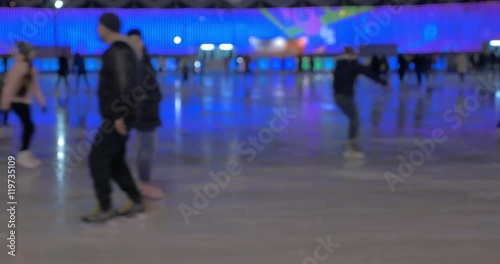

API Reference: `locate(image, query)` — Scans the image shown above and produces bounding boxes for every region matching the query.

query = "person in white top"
[454,53,470,83]
[0,42,46,168]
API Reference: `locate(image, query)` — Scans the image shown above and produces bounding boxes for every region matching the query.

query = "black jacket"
[134,49,162,131]
[98,40,140,126]
[333,54,387,97]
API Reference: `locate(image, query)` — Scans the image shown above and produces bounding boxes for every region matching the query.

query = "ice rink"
[1,70,500,263]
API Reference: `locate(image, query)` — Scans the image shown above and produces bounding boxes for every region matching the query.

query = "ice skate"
[82,207,116,223]
[343,141,365,160]
[139,183,165,200]
[17,150,41,169]
[115,200,145,217]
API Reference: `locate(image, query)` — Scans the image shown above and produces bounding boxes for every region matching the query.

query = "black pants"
[76,72,90,90]
[89,124,141,211]
[11,103,34,151]
[335,95,359,140]
[56,74,70,91]
[398,69,406,81]
[416,70,423,85]
[459,73,465,82]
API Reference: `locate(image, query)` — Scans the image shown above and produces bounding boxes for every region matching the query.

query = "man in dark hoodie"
[333,47,388,159]
[127,29,164,200]
[82,13,144,223]
[398,54,409,84]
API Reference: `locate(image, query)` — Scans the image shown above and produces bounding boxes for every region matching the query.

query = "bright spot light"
[174,36,181,44]
[200,44,215,51]
[489,40,500,47]
[54,0,63,8]
[237,57,243,63]
[219,44,234,51]
[57,151,64,159]
[57,138,65,147]
[194,61,201,68]
[273,37,286,48]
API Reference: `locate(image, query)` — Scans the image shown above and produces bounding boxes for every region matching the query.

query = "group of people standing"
[0,13,164,224]
[55,51,91,96]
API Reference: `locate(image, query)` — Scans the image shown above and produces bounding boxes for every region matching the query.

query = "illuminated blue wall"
[0,3,499,56]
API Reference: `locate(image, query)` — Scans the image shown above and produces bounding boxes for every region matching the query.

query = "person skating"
[333,47,388,159]
[0,42,46,168]
[73,52,91,93]
[181,57,189,81]
[455,53,470,83]
[398,54,409,84]
[413,54,425,86]
[82,13,144,223]
[370,54,381,78]
[55,50,70,96]
[127,29,164,200]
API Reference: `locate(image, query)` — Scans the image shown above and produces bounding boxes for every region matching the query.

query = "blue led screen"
[0,3,499,56]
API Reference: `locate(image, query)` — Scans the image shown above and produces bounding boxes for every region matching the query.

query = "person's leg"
[137,130,155,183]
[111,132,144,216]
[11,103,39,168]
[11,103,35,151]
[335,95,363,158]
[416,70,422,85]
[64,75,70,94]
[137,130,164,199]
[83,125,121,222]
[76,73,81,92]
[112,137,142,203]
[55,75,62,91]
[336,96,360,140]
[83,73,91,92]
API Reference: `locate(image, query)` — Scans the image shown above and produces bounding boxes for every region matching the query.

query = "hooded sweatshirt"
[1,55,46,110]
[97,37,142,126]
[333,53,387,97]
[133,47,162,131]
[118,37,162,131]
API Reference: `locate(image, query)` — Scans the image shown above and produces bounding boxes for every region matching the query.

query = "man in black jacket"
[82,13,144,223]
[127,29,164,199]
[333,47,388,159]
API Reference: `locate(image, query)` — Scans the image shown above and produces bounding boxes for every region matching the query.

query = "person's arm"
[107,45,136,135]
[1,61,26,110]
[357,63,387,85]
[31,68,46,108]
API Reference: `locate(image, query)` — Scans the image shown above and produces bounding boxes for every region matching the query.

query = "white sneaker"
[17,150,41,169]
[343,149,366,159]
[26,151,42,167]
[343,140,366,159]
